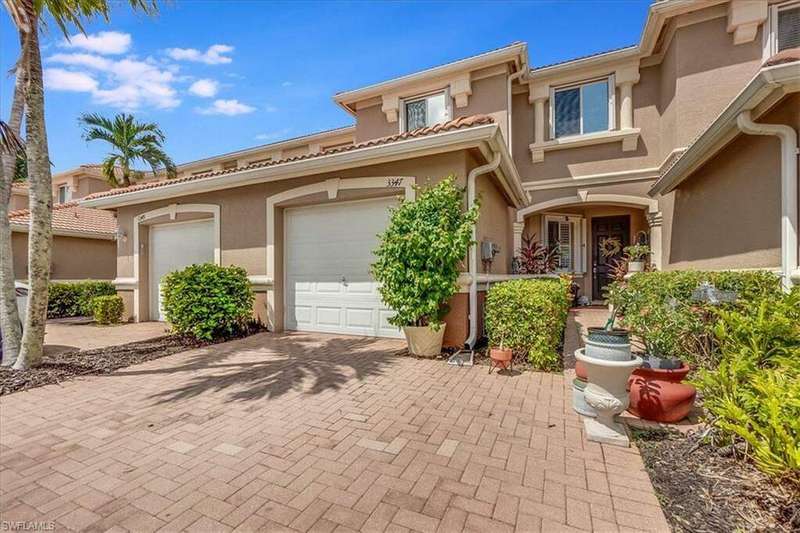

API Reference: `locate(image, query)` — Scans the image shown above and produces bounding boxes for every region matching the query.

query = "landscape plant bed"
[633,427,799,532]
[0,325,264,396]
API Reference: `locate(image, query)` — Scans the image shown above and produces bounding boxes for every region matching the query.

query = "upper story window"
[402,91,450,132]
[57,184,71,204]
[765,1,800,57]
[551,76,615,139]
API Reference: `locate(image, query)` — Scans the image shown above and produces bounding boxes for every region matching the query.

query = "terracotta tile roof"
[9,202,117,238]
[83,114,495,202]
[11,182,28,192]
[763,47,800,67]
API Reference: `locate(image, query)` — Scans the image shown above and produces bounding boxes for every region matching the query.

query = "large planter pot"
[572,377,596,418]
[576,347,642,446]
[585,329,631,362]
[403,325,445,358]
[489,347,513,373]
[628,363,697,423]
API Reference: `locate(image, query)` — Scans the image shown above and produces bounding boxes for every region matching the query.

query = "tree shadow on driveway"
[138,332,406,405]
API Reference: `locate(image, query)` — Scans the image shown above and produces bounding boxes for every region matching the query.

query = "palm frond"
[0,119,25,155]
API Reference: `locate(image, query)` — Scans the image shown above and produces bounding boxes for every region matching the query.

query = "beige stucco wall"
[12,232,116,281]
[662,94,799,271]
[515,13,764,186]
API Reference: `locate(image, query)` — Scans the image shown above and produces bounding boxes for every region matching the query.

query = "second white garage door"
[149,219,215,321]
[285,197,401,338]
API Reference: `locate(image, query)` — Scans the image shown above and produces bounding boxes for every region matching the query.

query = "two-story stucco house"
[11,165,117,281]
[81,0,799,347]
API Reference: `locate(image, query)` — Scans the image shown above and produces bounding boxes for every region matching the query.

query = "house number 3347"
[386,178,403,187]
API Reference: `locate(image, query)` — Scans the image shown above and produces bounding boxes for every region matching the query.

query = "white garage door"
[285,197,401,338]
[149,219,215,321]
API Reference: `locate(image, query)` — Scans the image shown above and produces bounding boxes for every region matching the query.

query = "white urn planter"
[627,261,645,273]
[575,347,642,447]
[403,325,445,358]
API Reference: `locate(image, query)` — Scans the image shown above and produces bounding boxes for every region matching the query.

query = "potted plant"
[372,176,479,357]
[623,244,650,273]
[489,334,513,373]
[584,303,631,361]
[626,302,697,423]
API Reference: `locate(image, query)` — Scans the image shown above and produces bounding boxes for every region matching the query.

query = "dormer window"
[551,76,615,139]
[402,91,450,132]
[765,1,800,57]
[57,184,71,204]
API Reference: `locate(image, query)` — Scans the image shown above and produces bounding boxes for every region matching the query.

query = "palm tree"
[80,113,177,188]
[3,0,159,370]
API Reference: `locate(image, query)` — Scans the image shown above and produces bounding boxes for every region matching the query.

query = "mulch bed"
[633,427,799,532]
[0,326,264,396]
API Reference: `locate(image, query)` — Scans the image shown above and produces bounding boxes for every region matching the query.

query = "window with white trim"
[765,1,800,57]
[402,91,450,132]
[544,215,586,273]
[550,76,615,139]
[57,184,71,204]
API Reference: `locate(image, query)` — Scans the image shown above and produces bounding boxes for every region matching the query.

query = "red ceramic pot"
[628,363,696,423]
[575,360,588,380]
[490,347,513,371]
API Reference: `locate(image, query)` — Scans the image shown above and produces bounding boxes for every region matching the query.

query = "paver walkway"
[0,332,669,532]
[45,321,168,353]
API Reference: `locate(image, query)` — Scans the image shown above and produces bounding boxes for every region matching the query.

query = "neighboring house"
[10,165,117,282]
[81,0,800,347]
[9,203,117,281]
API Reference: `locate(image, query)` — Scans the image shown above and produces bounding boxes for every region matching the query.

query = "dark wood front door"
[592,215,630,300]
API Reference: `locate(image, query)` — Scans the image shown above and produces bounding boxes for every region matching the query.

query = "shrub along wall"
[47,281,116,319]
[605,270,782,368]
[484,277,571,371]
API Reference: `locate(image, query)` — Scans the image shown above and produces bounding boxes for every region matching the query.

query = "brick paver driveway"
[0,332,668,532]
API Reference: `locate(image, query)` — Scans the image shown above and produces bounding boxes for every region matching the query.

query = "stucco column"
[647,211,663,271]
[512,221,525,256]
[619,82,634,130]
[533,97,546,144]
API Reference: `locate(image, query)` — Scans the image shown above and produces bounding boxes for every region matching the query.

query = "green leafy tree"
[79,113,177,187]
[372,176,478,328]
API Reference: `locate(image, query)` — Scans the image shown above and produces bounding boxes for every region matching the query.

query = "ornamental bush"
[92,295,124,325]
[371,176,479,328]
[484,277,571,371]
[693,289,800,481]
[47,281,116,318]
[161,263,254,340]
[605,270,782,368]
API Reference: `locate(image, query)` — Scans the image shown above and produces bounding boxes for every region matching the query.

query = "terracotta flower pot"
[627,363,696,423]
[575,360,588,380]
[489,347,513,373]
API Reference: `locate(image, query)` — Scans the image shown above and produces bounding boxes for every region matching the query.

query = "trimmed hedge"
[605,270,782,368]
[161,263,254,340]
[484,277,571,371]
[92,295,124,325]
[47,281,116,318]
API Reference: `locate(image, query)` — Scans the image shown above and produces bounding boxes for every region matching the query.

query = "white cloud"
[166,44,233,65]
[188,78,219,97]
[46,53,179,109]
[62,31,131,55]
[281,81,293,87]
[264,104,278,113]
[44,68,98,92]
[198,99,256,116]
[255,129,290,141]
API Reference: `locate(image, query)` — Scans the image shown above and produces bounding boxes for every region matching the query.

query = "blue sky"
[0,1,651,173]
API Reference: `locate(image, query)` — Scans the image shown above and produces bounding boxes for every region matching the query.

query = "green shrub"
[92,295,124,325]
[161,263,254,340]
[605,270,782,367]
[693,289,800,481]
[47,281,116,318]
[372,176,478,328]
[484,277,571,371]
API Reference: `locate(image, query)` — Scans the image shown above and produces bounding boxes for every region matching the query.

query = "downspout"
[737,110,799,289]
[465,151,502,350]
[507,63,527,156]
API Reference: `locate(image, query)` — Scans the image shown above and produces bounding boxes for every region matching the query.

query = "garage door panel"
[285,197,402,339]
[149,219,215,321]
